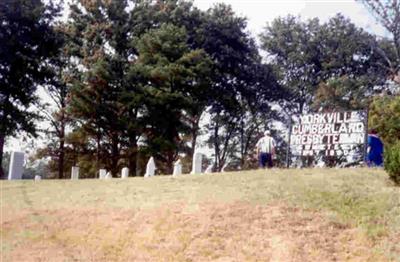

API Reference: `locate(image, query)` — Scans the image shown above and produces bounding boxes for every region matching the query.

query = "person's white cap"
[264,130,271,136]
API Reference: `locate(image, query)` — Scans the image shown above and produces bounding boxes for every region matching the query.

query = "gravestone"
[121,167,129,179]
[221,162,229,172]
[71,166,79,180]
[190,152,202,174]
[205,164,213,174]
[8,151,24,180]
[99,169,107,179]
[105,172,112,179]
[144,157,156,177]
[34,175,41,181]
[172,159,182,176]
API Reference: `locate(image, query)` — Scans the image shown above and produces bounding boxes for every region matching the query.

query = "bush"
[384,142,400,185]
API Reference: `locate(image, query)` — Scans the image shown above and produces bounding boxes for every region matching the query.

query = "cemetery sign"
[289,111,367,157]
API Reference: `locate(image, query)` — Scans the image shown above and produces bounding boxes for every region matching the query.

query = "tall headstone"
[172,159,182,176]
[99,169,107,179]
[221,162,229,172]
[205,164,213,174]
[121,167,129,179]
[191,152,202,174]
[144,157,156,177]
[8,151,24,180]
[71,166,79,180]
[105,172,112,179]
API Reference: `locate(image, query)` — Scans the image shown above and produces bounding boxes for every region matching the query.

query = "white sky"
[5,0,388,153]
[193,0,387,37]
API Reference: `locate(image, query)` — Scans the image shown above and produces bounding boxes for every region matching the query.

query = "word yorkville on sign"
[290,111,367,157]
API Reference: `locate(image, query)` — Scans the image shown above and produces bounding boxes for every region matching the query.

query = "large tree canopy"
[360,0,400,85]
[49,0,283,177]
[260,14,388,114]
[0,0,61,178]
[131,24,213,172]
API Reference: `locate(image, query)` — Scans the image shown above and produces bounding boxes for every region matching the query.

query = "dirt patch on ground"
[2,202,383,261]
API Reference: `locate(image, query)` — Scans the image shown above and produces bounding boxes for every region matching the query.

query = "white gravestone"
[221,162,229,172]
[8,151,24,180]
[99,169,107,179]
[191,152,202,174]
[71,166,79,180]
[34,175,41,181]
[144,157,156,177]
[172,159,182,176]
[105,172,112,179]
[205,164,213,174]
[121,167,129,179]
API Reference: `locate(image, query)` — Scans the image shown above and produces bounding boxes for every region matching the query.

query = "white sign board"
[290,111,367,157]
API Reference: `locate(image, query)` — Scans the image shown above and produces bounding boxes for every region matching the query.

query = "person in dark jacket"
[366,129,384,167]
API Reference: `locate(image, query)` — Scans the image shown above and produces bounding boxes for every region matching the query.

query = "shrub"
[384,142,400,185]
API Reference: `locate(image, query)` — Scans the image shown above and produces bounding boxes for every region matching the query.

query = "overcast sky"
[192,0,387,37]
[6,0,388,152]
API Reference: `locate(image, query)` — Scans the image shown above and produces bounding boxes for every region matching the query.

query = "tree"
[60,0,283,176]
[369,95,400,146]
[260,14,387,114]
[360,0,400,85]
[35,26,76,179]
[64,0,138,177]
[195,4,283,170]
[131,24,212,173]
[0,0,61,178]
[205,62,282,171]
[130,1,283,162]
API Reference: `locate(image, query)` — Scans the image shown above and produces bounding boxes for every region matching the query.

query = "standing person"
[366,129,384,167]
[256,130,276,169]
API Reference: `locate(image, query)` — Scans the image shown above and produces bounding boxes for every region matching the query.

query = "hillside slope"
[1,168,399,261]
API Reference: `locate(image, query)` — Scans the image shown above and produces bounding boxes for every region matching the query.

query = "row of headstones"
[71,153,216,179]
[7,151,223,180]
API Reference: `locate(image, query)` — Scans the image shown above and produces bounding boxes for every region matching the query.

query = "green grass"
[1,168,399,260]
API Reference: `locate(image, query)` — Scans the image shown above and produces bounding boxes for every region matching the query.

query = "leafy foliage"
[369,95,400,146]
[384,141,400,185]
[360,0,400,85]
[41,0,283,177]
[260,14,387,114]
[0,0,61,178]
[131,24,213,172]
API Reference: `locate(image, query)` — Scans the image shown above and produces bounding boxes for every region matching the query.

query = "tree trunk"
[239,119,245,167]
[190,128,197,158]
[213,113,220,171]
[58,120,65,179]
[58,139,65,179]
[167,151,174,175]
[128,109,138,176]
[136,149,141,176]
[111,133,119,176]
[190,116,200,158]
[96,130,101,171]
[0,135,5,179]
[128,138,137,177]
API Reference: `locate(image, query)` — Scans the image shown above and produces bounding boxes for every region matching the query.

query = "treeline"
[1,0,399,178]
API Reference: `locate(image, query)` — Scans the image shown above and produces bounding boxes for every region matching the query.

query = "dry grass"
[1,168,399,261]
[1,203,382,261]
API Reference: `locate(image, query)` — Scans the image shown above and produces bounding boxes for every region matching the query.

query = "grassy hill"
[1,168,399,261]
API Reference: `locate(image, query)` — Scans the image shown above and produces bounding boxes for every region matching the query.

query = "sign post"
[363,107,370,165]
[286,117,292,168]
